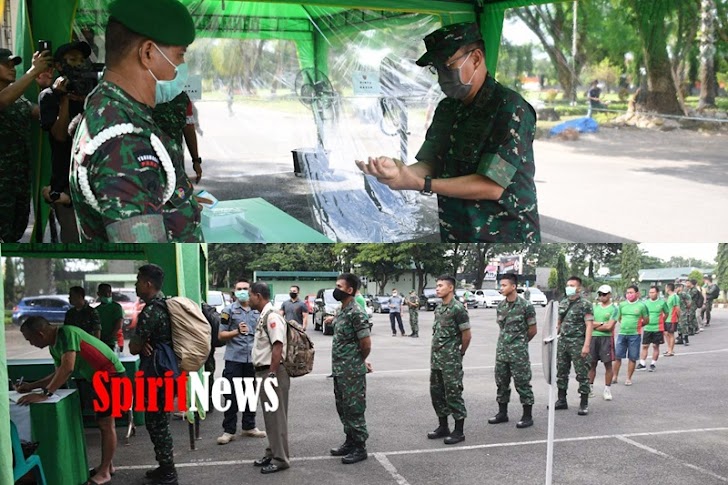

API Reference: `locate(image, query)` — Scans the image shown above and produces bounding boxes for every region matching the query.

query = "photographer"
[0,48,51,242]
[39,41,95,243]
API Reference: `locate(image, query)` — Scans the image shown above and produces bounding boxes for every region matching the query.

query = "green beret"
[416,22,483,67]
[109,0,196,46]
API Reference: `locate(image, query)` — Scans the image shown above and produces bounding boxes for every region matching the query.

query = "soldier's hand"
[324,316,334,324]
[30,51,53,75]
[355,156,416,190]
[193,161,202,183]
[365,361,373,373]
[15,383,34,394]
[238,323,249,335]
[41,185,53,203]
[52,76,69,94]
[56,192,72,206]
[142,342,154,357]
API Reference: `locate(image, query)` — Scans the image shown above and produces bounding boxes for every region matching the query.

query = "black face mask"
[332,288,351,301]
[289,292,298,300]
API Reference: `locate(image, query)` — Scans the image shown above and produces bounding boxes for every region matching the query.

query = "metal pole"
[544,302,558,485]
[571,1,578,105]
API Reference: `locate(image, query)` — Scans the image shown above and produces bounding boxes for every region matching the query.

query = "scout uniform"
[415,22,540,242]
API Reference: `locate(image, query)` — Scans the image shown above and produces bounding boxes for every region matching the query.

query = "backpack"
[162,297,212,372]
[262,310,315,378]
[200,301,225,348]
[694,291,705,308]
[707,285,720,300]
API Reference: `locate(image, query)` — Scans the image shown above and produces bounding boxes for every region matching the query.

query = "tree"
[620,243,641,287]
[640,254,666,269]
[399,244,449,296]
[555,252,568,298]
[664,256,715,268]
[569,244,622,278]
[352,245,411,294]
[207,244,270,288]
[715,243,728,292]
[623,0,684,114]
[463,244,496,289]
[548,268,558,289]
[688,269,705,283]
[4,258,16,309]
[699,0,719,108]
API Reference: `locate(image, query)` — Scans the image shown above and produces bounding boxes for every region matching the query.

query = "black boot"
[684,334,690,346]
[341,444,368,464]
[676,335,684,345]
[554,389,568,410]
[488,403,509,424]
[577,394,589,416]
[444,419,465,445]
[427,416,450,439]
[145,467,162,479]
[330,436,355,456]
[148,465,178,485]
[516,405,533,428]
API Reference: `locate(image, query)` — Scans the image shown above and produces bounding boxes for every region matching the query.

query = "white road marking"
[374,453,412,485]
[114,427,728,471]
[616,435,728,482]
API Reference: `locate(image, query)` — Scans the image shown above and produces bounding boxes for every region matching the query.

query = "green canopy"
[0,243,207,482]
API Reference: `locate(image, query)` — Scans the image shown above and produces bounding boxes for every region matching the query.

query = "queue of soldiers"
[1,0,541,243]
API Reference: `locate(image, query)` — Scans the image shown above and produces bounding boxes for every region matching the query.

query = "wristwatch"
[267,372,276,379]
[41,387,54,397]
[193,157,202,165]
[421,176,433,196]
[49,190,61,202]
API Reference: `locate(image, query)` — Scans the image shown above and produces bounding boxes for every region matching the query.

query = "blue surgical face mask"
[565,286,577,297]
[148,43,188,104]
[235,290,249,302]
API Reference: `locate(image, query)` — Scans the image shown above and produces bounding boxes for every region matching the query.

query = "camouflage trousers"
[146,410,174,466]
[556,336,591,396]
[495,358,534,405]
[687,308,698,334]
[0,174,30,242]
[678,318,690,337]
[430,363,467,420]
[334,374,368,445]
[702,300,714,325]
[409,310,419,335]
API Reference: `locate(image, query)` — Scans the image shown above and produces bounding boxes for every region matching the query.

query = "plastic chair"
[11,420,47,484]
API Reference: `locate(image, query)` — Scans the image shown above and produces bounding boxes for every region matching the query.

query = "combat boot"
[516,405,533,428]
[427,416,450,439]
[488,403,509,424]
[330,436,355,456]
[148,465,177,485]
[145,467,162,480]
[577,394,589,416]
[341,444,368,464]
[444,419,465,445]
[554,389,568,410]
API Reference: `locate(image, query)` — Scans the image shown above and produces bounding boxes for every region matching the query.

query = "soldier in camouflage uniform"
[329,273,372,465]
[702,275,719,326]
[407,290,420,337]
[129,263,177,485]
[555,276,594,416]
[488,274,537,428]
[427,275,471,444]
[0,48,51,242]
[68,0,202,243]
[356,22,539,242]
[685,279,700,335]
[152,91,203,183]
[676,284,691,345]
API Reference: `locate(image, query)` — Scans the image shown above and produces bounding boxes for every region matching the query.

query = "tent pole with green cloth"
[0,244,12,485]
[17,0,563,239]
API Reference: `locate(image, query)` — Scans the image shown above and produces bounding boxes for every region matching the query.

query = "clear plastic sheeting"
[72,1,450,241]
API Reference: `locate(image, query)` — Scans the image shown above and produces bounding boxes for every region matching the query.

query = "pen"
[15,376,24,389]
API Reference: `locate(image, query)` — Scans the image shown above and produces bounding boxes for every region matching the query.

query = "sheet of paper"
[9,388,75,404]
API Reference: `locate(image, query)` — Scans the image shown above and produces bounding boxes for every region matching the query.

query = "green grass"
[5,310,13,326]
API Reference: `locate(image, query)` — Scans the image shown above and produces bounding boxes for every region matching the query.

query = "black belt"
[255,365,270,372]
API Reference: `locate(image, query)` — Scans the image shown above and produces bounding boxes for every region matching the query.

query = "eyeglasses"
[427,50,475,75]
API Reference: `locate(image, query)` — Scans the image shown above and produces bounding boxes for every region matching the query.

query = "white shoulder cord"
[77,123,177,212]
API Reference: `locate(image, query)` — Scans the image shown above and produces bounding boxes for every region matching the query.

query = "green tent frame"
[0,243,207,482]
[14,0,555,241]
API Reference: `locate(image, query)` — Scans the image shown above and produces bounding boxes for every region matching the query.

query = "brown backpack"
[262,310,315,377]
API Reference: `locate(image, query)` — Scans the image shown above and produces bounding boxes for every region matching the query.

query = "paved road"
[9,305,727,484]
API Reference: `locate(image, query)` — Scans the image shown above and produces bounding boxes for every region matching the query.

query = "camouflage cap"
[109,0,196,46]
[0,48,22,66]
[416,22,483,67]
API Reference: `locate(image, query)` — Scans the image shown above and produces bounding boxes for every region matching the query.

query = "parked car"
[313,288,341,335]
[273,293,289,310]
[420,288,442,311]
[456,289,478,309]
[371,295,391,313]
[12,295,71,325]
[304,294,317,314]
[112,288,143,337]
[474,289,505,308]
[518,287,548,307]
[207,290,228,313]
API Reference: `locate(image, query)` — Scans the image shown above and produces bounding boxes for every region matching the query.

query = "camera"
[66,62,104,97]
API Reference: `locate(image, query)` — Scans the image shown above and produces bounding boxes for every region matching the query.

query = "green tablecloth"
[30,389,88,485]
[8,355,144,426]
[201,197,332,242]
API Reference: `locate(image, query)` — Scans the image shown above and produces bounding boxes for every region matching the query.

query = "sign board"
[185,75,203,101]
[352,71,381,95]
[499,255,522,274]
[484,264,498,281]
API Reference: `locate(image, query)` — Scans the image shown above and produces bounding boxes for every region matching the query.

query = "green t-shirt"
[50,325,125,382]
[354,294,367,313]
[666,293,680,323]
[643,298,668,332]
[618,301,649,335]
[96,301,124,347]
[592,303,618,337]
